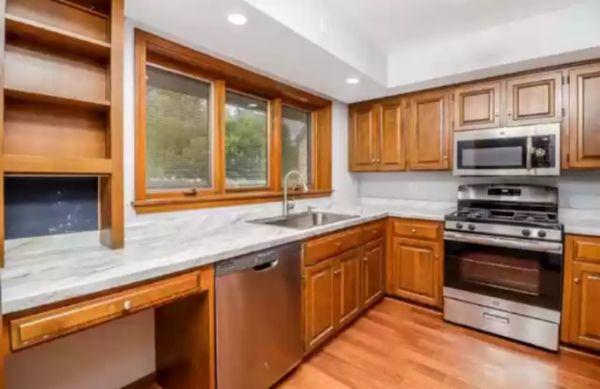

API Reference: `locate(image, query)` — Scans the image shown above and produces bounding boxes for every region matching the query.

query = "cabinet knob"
[411,228,416,233]
[363,257,368,263]
[336,241,342,248]
[371,158,376,163]
[334,270,342,276]
[574,277,580,284]
[123,300,132,311]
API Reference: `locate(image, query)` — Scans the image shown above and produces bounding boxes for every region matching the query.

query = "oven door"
[444,232,563,314]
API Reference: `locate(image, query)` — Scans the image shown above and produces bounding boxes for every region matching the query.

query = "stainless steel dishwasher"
[216,242,303,389]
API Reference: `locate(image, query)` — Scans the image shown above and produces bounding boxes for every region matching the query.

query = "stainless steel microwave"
[453,123,561,176]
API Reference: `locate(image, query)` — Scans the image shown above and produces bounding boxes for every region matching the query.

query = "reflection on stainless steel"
[250,211,359,230]
[444,296,559,351]
[216,243,303,389]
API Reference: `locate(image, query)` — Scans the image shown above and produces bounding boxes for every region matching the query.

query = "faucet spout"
[283,170,309,218]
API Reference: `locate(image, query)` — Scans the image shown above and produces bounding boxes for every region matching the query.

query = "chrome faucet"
[283,170,309,218]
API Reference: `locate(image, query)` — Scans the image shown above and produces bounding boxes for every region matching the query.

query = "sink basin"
[249,211,359,230]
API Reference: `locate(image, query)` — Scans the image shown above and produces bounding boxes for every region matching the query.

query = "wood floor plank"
[277,298,600,389]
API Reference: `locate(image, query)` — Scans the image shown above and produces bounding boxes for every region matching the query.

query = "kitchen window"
[134,30,332,213]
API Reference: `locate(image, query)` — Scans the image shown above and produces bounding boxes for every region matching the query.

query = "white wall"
[6,18,359,389]
[386,0,600,93]
[359,170,600,210]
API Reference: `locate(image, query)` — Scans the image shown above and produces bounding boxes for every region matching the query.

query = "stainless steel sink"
[249,211,359,230]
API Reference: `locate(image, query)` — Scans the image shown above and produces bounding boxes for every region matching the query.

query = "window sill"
[132,189,333,214]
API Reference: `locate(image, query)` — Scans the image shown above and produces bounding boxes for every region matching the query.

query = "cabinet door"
[569,261,600,351]
[362,238,385,308]
[304,258,337,352]
[568,64,600,168]
[350,105,380,171]
[453,82,501,131]
[505,72,562,126]
[408,90,451,170]
[379,102,406,171]
[336,249,361,328]
[390,237,442,308]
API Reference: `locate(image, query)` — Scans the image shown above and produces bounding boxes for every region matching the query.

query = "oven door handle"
[444,231,563,254]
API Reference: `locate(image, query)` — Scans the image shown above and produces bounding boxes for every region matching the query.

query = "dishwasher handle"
[253,259,279,272]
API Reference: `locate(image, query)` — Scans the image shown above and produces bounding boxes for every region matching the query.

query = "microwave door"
[455,136,529,176]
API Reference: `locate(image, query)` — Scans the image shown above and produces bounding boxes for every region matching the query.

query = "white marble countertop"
[3,196,599,316]
[1,200,454,315]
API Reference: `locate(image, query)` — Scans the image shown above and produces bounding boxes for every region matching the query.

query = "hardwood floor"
[278,298,600,389]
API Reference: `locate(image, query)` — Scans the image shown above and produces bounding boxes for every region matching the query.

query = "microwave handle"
[526,136,533,170]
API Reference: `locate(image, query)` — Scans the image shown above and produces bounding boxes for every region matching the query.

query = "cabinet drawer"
[568,235,600,265]
[10,270,204,350]
[304,227,361,266]
[393,219,441,241]
[361,221,385,244]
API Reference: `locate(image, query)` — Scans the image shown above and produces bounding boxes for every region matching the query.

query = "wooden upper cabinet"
[453,82,501,131]
[568,64,600,168]
[304,258,337,352]
[568,260,600,351]
[505,72,562,126]
[379,102,406,171]
[408,90,452,170]
[350,104,380,171]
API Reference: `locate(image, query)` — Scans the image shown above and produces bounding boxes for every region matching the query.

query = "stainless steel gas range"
[443,184,563,351]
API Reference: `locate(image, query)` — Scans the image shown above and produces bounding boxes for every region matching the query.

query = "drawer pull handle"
[123,300,132,311]
[483,312,509,324]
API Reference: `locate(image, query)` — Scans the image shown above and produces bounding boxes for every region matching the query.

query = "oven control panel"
[444,221,562,242]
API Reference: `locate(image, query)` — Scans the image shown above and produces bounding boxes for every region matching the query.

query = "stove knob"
[456,223,464,229]
[538,230,547,238]
[468,224,476,231]
[522,229,531,237]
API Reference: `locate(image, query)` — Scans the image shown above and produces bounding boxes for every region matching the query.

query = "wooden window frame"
[134,30,332,214]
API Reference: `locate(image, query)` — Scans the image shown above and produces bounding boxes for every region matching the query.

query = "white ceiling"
[327,0,585,53]
[126,0,600,103]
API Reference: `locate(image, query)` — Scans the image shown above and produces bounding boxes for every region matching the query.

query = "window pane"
[146,66,211,191]
[225,92,268,188]
[282,106,311,186]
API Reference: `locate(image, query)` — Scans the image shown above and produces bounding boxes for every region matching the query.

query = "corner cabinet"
[303,221,386,353]
[567,64,600,168]
[387,218,443,308]
[408,90,452,170]
[562,235,600,352]
[349,101,405,172]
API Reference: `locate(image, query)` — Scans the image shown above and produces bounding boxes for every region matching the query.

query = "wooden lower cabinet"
[337,249,362,328]
[303,222,386,353]
[562,235,600,352]
[304,258,337,352]
[362,238,385,307]
[387,218,443,309]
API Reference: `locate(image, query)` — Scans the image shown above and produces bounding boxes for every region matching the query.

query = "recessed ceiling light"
[227,13,247,26]
[346,77,360,85]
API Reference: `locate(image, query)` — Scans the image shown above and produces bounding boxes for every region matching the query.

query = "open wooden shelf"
[4,86,111,111]
[3,155,112,175]
[5,13,111,60]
